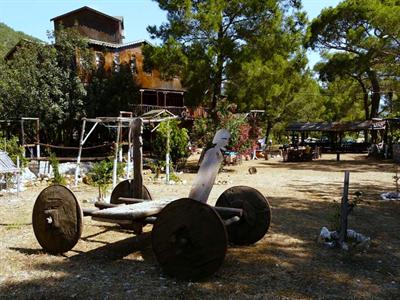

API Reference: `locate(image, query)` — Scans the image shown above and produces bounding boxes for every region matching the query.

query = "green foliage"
[0,28,88,145]
[0,22,42,57]
[0,134,27,167]
[88,160,113,201]
[192,99,258,154]
[49,152,66,185]
[0,25,141,145]
[88,160,124,200]
[153,119,190,164]
[86,64,140,117]
[307,0,400,119]
[147,0,304,108]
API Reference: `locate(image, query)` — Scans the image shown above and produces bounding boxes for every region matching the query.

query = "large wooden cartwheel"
[110,179,152,204]
[110,179,152,232]
[216,186,271,245]
[152,198,228,280]
[32,185,83,254]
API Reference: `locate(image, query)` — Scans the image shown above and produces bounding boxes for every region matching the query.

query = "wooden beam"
[132,118,143,199]
[116,197,148,204]
[91,198,175,221]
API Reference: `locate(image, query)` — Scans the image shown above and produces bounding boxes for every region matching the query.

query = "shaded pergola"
[286,120,386,152]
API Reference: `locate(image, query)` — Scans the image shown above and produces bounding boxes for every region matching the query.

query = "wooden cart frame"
[32,120,271,280]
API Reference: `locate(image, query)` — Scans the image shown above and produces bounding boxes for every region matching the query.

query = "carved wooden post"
[132,118,143,199]
[339,171,350,248]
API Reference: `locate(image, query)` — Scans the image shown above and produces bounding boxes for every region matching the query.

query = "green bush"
[0,134,27,167]
[88,159,124,200]
[49,152,66,185]
[153,119,190,164]
[191,99,259,154]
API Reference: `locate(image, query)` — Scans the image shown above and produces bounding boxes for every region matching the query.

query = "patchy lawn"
[0,154,399,299]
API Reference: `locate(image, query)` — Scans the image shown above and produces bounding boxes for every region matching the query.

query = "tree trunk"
[367,69,380,119]
[264,119,273,145]
[211,23,224,110]
[354,76,369,120]
[354,77,370,143]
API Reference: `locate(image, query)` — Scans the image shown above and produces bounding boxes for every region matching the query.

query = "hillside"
[0,22,42,58]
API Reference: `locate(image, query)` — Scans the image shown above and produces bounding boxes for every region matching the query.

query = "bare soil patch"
[0,154,399,299]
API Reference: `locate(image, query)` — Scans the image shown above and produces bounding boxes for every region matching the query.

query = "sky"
[0,0,342,67]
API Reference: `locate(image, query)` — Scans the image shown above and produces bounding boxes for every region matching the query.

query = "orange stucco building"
[51,6,185,113]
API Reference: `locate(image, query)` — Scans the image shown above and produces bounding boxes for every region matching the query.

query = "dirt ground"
[0,153,399,299]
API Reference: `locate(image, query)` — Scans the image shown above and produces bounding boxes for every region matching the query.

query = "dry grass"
[0,154,399,299]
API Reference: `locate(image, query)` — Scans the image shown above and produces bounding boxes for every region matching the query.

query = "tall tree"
[0,29,89,144]
[307,0,400,119]
[315,52,371,120]
[146,0,302,109]
[225,1,314,141]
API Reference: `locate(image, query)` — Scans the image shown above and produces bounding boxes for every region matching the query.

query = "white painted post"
[127,147,131,179]
[36,144,40,159]
[119,147,123,162]
[112,120,122,190]
[74,119,86,186]
[16,156,20,197]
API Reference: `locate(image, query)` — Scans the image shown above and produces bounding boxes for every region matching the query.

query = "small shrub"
[191,99,259,154]
[153,119,190,164]
[0,134,27,167]
[88,160,123,200]
[329,191,363,232]
[49,152,66,185]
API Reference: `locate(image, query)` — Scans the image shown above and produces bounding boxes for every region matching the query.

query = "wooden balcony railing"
[132,104,208,119]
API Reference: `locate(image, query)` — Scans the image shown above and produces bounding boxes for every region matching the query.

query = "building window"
[113,52,120,72]
[130,55,137,74]
[95,52,105,69]
[143,62,152,76]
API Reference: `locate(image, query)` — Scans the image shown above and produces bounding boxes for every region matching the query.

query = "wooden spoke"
[216,186,271,245]
[32,185,83,254]
[152,198,227,280]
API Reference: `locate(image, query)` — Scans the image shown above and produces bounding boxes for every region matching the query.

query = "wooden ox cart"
[32,119,271,280]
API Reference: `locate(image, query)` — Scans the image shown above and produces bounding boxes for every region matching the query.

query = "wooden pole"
[74,119,86,186]
[112,120,122,189]
[339,171,350,248]
[132,118,143,199]
[166,120,170,184]
[127,123,132,179]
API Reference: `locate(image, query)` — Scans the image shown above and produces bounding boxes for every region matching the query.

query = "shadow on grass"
[259,157,395,173]
[221,193,400,298]
[2,191,400,299]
